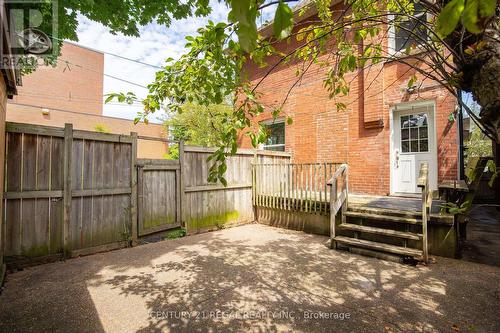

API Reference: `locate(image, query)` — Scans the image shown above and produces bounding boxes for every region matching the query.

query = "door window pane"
[410,140,419,152]
[402,141,409,153]
[400,112,429,153]
[402,128,409,140]
[419,127,428,139]
[410,127,418,140]
[420,140,428,152]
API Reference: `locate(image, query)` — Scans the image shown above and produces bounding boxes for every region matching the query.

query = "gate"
[136,159,181,236]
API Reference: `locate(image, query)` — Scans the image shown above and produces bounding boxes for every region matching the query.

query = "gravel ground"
[1,223,499,332]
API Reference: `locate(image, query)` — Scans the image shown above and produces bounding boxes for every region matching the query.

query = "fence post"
[63,123,73,257]
[178,141,186,233]
[129,132,138,245]
[252,151,258,222]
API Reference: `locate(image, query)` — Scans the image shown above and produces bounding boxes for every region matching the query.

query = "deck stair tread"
[334,236,423,257]
[339,223,422,240]
[344,211,422,224]
[347,205,421,218]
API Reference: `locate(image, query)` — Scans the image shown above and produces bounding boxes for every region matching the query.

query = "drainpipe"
[457,91,465,180]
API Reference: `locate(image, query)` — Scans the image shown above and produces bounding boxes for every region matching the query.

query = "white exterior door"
[392,103,438,194]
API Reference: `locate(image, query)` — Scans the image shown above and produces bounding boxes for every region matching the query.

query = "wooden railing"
[417,162,430,263]
[252,162,343,215]
[326,164,349,249]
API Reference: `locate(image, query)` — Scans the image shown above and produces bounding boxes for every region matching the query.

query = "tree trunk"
[494,142,500,209]
[457,25,500,142]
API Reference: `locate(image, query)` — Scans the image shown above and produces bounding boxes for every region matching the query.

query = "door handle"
[395,150,400,168]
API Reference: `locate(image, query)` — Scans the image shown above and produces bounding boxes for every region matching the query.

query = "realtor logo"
[1,0,58,68]
[16,27,53,54]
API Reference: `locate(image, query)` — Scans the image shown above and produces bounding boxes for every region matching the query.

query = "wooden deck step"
[347,205,421,218]
[344,211,422,224]
[339,223,422,240]
[334,236,423,257]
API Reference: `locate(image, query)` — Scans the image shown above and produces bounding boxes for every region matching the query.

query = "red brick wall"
[7,42,169,159]
[240,13,458,195]
[12,43,104,114]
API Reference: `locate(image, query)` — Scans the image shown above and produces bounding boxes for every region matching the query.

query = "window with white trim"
[390,2,428,54]
[261,119,285,151]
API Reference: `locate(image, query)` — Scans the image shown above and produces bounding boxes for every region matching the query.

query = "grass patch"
[163,228,186,240]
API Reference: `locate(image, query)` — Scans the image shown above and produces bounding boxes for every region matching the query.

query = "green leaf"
[407,74,417,88]
[220,177,228,187]
[274,1,294,40]
[104,94,115,104]
[462,0,482,33]
[237,23,258,51]
[436,0,464,37]
[479,0,496,17]
[229,0,250,26]
[286,117,293,125]
[231,141,238,155]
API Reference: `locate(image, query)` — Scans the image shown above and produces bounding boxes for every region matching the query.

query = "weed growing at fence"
[163,228,186,240]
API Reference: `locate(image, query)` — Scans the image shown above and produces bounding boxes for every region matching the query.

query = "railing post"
[62,123,73,257]
[328,179,337,249]
[418,162,429,263]
[422,180,429,263]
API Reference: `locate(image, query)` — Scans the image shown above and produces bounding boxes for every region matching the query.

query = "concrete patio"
[0,223,499,332]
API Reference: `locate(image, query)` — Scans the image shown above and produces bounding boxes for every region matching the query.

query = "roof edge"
[258,0,342,39]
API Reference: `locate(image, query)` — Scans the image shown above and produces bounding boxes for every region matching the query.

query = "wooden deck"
[255,192,454,223]
[348,194,453,224]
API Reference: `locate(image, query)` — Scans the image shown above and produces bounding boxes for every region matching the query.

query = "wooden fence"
[2,122,291,265]
[3,122,136,261]
[182,146,290,233]
[137,158,181,236]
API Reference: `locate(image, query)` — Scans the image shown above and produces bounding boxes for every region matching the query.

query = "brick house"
[239,1,459,197]
[7,42,168,158]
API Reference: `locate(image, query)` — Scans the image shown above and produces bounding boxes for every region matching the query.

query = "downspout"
[457,91,465,180]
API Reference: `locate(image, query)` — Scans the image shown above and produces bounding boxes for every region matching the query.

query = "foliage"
[94,124,110,133]
[163,103,234,161]
[166,103,234,147]
[485,160,499,188]
[164,143,180,160]
[163,228,186,240]
[465,124,492,165]
[11,0,212,73]
[440,200,471,215]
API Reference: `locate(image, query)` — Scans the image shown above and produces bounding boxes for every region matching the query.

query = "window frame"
[260,117,285,152]
[387,4,432,56]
